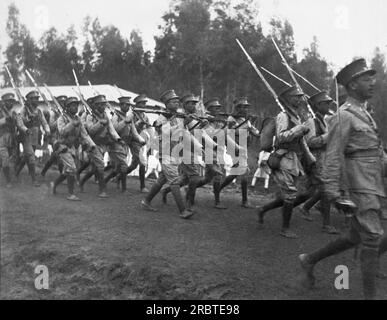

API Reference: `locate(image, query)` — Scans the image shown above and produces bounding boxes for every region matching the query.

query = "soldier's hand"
[99,118,108,126]
[334,198,357,215]
[25,128,31,135]
[73,119,81,127]
[124,113,134,123]
[293,124,309,137]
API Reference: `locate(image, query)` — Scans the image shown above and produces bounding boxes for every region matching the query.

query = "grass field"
[1,170,386,300]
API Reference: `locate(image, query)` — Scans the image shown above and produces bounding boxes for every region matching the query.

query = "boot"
[28,163,40,187]
[299,238,356,288]
[3,167,12,187]
[79,169,95,192]
[66,175,80,201]
[186,176,201,209]
[280,201,298,238]
[52,173,67,194]
[41,153,57,177]
[139,164,147,192]
[104,170,118,185]
[213,180,227,209]
[141,180,164,211]
[15,158,26,178]
[256,197,284,227]
[96,171,108,198]
[360,249,378,300]
[120,172,127,192]
[241,179,254,208]
[170,184,187,215]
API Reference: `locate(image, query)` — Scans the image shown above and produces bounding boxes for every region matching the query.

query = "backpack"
[259,117,276,152]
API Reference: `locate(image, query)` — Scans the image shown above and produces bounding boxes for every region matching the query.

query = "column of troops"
[1,57,387,299]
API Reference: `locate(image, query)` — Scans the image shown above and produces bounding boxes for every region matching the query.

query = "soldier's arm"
[79,122,96,148]
[57,116,75,136]
[38,109,50,134]
[304,118,326,149]
[276,112,307,144]
[322,112,351,201]
[0,116,7,127]
[107,117,121,141]
[13,111,28,133]
[247,121,260,137]
[112,114,127,135]
[86,115,106,136]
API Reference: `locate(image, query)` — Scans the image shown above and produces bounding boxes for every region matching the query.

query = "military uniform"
[256,86,311,238]
[0,93,21,185]
[195,98,227,209]
[141,89,194,219]
[108,96,140,191]
[81,95,121,197]
[41,95,67,177]
[53,97,96,200]
[15,91,50,185]
[301,92,338,234]
[299,58,387,300]
[218,97,260,208]
[126,94,150,192]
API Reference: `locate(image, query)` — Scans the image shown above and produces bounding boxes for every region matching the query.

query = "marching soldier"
[41,95,67,177]
[0,93,21,187]
[53,97,96,200]
[81,95,122,198]
[15,90,50,186]
[300,91,339,234]
[124,94,150,193]
[256,87,312,238]
[194,98,228,209]
[107,96,145,191]
[141,89,194,219]
[299,58,387,299]
[218,97,260,208]
[161,94,210,210]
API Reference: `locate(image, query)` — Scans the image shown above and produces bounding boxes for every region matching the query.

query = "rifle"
[4,65,31,117]
[270,36,316,119]
[87,80,117,116]
[236,38,316,166]
[71,69,94,117]
[43,84,66,118]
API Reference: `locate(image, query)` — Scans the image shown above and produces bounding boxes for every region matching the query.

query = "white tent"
[0,84,164,108]
[0,84,164,125]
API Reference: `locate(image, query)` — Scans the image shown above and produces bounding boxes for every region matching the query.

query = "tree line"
[1,0,387,139]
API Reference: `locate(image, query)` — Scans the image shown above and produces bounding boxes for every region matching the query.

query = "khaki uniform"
[0,107,21,169]
[57,114,95,175]
[85,113,122,174]
[274,110,307,201]
[154,114,185,184]
[17,105,50,166]
[323,96,385,246]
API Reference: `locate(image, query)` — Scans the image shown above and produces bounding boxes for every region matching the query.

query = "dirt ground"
[1,169,386,300]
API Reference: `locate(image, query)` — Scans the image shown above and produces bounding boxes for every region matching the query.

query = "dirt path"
[1,172,386,299]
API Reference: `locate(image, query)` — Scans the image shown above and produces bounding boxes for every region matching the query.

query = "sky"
[0,0,386,73]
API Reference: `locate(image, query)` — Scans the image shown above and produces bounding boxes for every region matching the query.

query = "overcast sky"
[0,0,386,73]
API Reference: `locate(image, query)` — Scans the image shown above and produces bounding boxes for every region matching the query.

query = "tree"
[4,3,38,85]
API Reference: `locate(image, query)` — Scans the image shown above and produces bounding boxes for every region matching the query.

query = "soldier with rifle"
[106,96,145,191]
[15,90,50,186]
[53,97,96,200]
[41,94,67,177]
[141,89,196,219]
[123,94,151,193]
[217,97,260,209]
[0,93,22,187]
[193,98,229,209]
[80,94,123,198]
